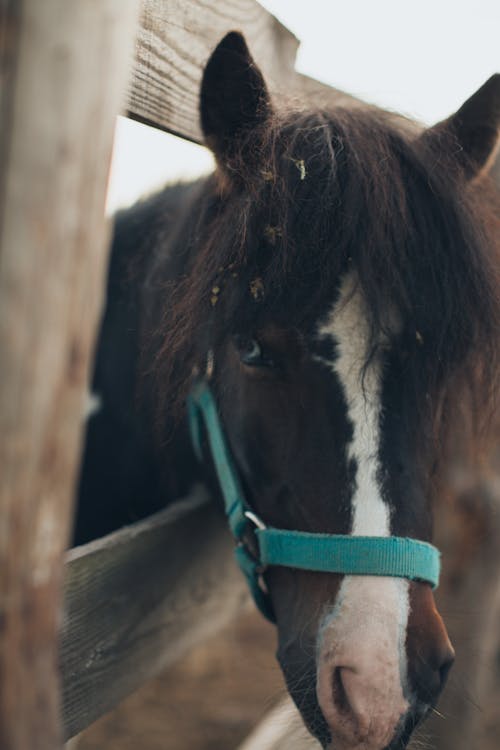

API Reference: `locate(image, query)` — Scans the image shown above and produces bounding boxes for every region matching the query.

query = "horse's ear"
[200,31,271,165]
[422,74,500,179]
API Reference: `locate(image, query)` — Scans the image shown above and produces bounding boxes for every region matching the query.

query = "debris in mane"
[146,103,499,443]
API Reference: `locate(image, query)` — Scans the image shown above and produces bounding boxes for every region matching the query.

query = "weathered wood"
[0,2,140,748]
[128,0,349,143]
[61,489,248,740]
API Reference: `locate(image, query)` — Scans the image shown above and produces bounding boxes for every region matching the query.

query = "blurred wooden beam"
[0,2,140,748]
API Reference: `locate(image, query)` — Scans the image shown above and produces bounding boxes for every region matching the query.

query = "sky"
[106,0,499,213]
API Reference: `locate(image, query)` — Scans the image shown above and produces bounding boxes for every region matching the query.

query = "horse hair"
[143,104,499,447]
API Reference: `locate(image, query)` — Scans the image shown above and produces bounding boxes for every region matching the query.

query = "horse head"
[157,33,500,750]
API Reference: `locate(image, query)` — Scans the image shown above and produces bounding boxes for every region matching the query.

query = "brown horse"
[76,33,500,750]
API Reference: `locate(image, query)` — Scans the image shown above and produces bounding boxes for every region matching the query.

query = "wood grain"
[61,489,248,740]
[128,0,353,143]
[0,2,140,748]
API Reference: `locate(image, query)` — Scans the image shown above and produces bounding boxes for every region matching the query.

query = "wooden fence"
[1,2,499,750]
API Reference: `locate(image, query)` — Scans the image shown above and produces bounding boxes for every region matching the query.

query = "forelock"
[149,103,500,437]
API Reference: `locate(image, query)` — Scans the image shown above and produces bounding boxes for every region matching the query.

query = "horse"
[75,32,500,750]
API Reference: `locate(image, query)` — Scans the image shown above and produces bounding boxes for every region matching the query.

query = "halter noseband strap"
[187,379,440,623]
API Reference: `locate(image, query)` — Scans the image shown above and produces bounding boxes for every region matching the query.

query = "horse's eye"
[233,336,274,368]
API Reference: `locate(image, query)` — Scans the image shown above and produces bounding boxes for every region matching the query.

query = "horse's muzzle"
[316,577,454,750]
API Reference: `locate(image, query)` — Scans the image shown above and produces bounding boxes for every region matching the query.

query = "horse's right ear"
[421,74,500,179]
[200,32,271,167]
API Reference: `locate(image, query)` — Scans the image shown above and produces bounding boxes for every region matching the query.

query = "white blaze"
[316,272,410,745]
[324,273,389,537]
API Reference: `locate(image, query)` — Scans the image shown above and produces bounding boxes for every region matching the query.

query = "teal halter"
[187,379,440,623]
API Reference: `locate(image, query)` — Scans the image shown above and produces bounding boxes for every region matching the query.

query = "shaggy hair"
[145,104,499,443]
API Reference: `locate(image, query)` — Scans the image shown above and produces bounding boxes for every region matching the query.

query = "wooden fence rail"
[61,489,247,740]
[128,0,357,143]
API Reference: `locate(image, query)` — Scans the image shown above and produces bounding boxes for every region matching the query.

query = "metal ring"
[244,510,267,530]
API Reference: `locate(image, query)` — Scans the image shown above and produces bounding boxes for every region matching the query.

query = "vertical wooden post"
[0,2,140,748]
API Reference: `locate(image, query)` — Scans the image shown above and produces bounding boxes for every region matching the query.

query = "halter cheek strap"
[187,379,441,623]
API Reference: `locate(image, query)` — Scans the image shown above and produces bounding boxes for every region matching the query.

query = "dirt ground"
[74,603,500,750]
[75,607,285,750]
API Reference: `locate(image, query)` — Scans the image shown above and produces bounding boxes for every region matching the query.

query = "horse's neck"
[100,180,203,408]
[74,182,205,545]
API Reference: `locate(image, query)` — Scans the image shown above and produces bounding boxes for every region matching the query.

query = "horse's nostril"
[317,659,406,748]
[413,644,455,706]
[331,667,376,742]
[438,649,455,690]
[332,667,350,715]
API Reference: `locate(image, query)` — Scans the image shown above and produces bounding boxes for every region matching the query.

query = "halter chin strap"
[187,378,441,623]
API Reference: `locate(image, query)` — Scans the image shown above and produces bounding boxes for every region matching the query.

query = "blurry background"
[78,2,499,749]
[76,606,282,750]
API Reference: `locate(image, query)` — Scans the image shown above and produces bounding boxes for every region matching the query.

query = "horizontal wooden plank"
[128,0,350,143]
[61,488,248,739]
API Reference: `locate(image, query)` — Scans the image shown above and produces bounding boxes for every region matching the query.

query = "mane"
[146,104,500,445]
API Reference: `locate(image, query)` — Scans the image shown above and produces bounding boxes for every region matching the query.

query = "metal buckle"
[244,510,267,530]
[236,511,267,574]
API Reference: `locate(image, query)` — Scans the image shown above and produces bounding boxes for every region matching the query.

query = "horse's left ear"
[200,31,272,166]
[422,74,500,179]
